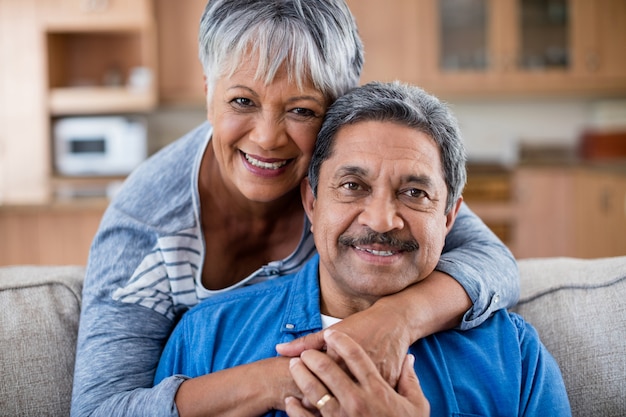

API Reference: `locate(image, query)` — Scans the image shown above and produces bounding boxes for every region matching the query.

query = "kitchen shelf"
[49,86,156,115]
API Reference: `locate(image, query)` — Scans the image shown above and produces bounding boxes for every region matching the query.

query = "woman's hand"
[284,330,429,417]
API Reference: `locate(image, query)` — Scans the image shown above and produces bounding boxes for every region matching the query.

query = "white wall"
[146,99,626,165]
[447,98,626,165]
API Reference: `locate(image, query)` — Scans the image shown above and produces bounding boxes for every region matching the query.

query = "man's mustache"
[338,230,419,252]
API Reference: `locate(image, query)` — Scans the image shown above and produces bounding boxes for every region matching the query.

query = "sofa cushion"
[0,266,84,417]
[514,256,626,417]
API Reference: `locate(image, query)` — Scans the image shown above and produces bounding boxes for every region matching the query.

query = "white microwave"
[54,116,147,176]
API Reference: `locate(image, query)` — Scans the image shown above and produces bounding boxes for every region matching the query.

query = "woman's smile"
[240,151,294,177]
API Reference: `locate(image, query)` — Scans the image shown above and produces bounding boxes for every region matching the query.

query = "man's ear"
[300,177,316,226]
[445,196,463,234]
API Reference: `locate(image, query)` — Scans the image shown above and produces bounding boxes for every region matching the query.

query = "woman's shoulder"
[193,274,299,314]
[108,122,212,230]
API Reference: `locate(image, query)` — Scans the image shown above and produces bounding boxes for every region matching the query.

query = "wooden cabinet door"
[0,0,51,204]
[346,0,421,84]
[512,167,576,258]
[0,205,105,266]
[416,0,507,95]
[570,0,626,88]
[573,170,626,257]
[154,0,207,105]
[411,0,626,96]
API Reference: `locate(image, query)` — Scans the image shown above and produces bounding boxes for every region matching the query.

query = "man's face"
[302,120,462,317]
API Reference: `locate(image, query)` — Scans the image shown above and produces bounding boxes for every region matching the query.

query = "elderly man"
[154,81,571,417]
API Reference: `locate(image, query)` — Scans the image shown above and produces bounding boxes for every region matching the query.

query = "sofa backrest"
[514,256,626,417]
[0,266,84,417]
[0,257,624,417]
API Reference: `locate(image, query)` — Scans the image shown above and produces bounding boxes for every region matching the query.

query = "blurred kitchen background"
[1,0,625,265]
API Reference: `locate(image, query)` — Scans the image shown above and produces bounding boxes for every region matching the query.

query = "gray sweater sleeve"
[71,300,183,417]
[439,202,520,330]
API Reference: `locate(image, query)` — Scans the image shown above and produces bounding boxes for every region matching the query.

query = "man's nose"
[249,114,288,150]
[358,193,404,233]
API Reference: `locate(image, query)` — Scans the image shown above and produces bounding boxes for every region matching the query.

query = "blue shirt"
[155,255,570,417]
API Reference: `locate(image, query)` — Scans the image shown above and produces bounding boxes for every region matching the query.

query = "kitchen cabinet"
[513,166,626,258]
[0,0,50,203]
[154,0,207,105]
[0,0,156,204]
[572,168,626,257]
[0,201,106,266]
[44,0,157,115]
[512,167,577,257]
[348,0,626,97]
[463,165,515,247]
[41,0,152,29]
[345,0,422,86]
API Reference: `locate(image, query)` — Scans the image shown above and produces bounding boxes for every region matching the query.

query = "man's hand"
[277,295,412,386]
[284,330,430,417]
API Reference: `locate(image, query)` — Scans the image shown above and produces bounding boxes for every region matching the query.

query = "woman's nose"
[249,114,289,150]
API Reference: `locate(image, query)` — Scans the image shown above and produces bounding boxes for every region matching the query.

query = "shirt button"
[494,294,500,304]
[285,323,295,330]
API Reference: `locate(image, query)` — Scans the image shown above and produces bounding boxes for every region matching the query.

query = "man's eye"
[342,182,361,191]
[404,188,427,199]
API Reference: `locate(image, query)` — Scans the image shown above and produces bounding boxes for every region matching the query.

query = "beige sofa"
[1,257,625,417]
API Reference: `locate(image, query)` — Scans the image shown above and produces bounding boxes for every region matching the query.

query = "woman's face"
[206,57,328,203]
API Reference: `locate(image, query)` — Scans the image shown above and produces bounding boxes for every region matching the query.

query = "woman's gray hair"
[198,0,363,102]
[308,81,467,214]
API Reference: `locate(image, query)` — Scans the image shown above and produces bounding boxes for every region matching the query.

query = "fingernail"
[289,357,300,368]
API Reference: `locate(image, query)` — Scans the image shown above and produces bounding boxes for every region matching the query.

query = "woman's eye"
[291,107,317,118]
[232,97,254,107]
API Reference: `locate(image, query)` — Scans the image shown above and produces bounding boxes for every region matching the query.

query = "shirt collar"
[280,254,323,335]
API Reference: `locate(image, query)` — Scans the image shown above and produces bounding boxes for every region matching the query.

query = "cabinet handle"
[600,189,611,213]
[586,50,599,73]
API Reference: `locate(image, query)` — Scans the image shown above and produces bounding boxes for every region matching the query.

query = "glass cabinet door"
[518,0,569,70]
[438,0,571,74]
[439,0,489,71]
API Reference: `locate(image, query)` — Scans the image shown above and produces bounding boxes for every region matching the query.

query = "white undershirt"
[321,314,342,329]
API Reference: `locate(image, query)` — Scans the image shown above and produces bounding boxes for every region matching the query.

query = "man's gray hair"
[308,81,467,214]
[198,0,363,102]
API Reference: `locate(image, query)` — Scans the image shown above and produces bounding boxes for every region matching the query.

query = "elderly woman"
[71,1,519,416]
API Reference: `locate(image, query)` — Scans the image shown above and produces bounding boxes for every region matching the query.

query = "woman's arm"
[72,203,191,417]
[437,202,519,329]
[277,202,519,385]
[71,299,181,417]
[160,356,299,417]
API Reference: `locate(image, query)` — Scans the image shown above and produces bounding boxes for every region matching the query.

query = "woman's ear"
[300,177,315,227]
